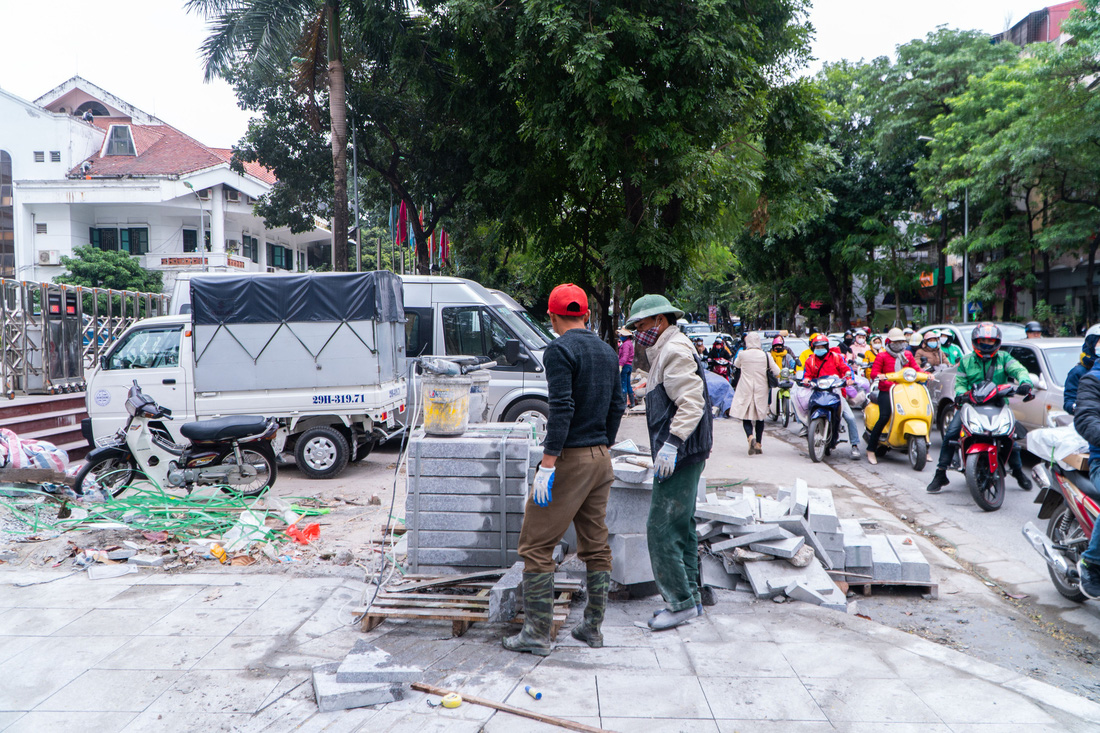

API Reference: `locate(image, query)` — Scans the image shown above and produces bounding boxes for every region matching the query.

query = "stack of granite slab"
[405,424,541,573]
[694,479,931,612]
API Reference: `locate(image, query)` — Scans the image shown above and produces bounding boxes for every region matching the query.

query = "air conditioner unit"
[38,250,61,266]
[225,189,240,203]
[196,188,211,200]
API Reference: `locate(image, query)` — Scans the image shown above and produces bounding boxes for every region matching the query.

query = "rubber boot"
[571,570,610,648]
[926,469,949,494]
[503,572,555,656]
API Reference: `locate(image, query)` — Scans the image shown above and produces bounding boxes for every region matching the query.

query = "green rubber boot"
[571,570,610,648]
[503,572,555,656]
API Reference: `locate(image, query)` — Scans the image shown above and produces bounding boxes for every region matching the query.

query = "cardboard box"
[1064,452,1089,472]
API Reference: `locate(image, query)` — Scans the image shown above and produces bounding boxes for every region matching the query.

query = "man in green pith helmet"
[625,294,713,631]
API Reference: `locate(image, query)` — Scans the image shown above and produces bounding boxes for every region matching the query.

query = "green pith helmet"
[625,294,685,329]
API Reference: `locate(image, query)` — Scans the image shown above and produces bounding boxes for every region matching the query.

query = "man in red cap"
[504,283,625,657]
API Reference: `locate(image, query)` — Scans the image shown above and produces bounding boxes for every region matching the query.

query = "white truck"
[82,272,406,479]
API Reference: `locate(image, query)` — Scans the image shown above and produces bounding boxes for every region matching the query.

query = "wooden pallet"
[354,573,581,637]
[847,580,939,600]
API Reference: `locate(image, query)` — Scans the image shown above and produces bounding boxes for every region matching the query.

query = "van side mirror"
[99,355,108,371]
[504,339,526,366]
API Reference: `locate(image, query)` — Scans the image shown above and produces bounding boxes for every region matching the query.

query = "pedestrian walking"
[625,294,713,631]
[730,332,780,455]
[618,329,636,409]
[505,283,626,656]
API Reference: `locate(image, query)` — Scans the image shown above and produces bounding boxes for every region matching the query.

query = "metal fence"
[1,278,169,397]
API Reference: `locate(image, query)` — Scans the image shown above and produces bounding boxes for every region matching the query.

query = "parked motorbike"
[75,381,279,498]
[863,368,934,470]
[953,380,1034,512]
[769,367,795,427]
[708,357,731,381]
[1022,433,1098,602]
[806,375,850,463]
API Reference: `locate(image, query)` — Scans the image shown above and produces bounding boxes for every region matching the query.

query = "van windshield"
[492,306,550,350]
[513,309,555,346]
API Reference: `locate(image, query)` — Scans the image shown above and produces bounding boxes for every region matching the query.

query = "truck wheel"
[294,425,349,479]
[503,399,549,433]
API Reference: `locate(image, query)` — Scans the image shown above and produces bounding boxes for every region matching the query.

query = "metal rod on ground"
[410,683,612,733]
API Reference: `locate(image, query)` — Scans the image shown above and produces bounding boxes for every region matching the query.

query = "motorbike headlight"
[992,412,1014,436]
[902,368,917,383]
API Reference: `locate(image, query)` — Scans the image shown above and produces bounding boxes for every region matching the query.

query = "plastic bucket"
[422,374,473,436]
[468,370,491,424]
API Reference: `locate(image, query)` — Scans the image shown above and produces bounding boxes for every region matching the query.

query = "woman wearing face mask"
[914,330,947,371]
[801,333,861,460]
[861,334,883,377]
[850,329,870,362]
[866,328,921,464]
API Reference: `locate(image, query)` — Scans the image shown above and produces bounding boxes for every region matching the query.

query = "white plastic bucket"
[422,374,473,436]
[468,370,492,424]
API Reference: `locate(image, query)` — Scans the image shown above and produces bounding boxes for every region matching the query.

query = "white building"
[0,76,331,291]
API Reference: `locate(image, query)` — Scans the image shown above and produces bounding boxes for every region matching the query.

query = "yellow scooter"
[863,368,934,470]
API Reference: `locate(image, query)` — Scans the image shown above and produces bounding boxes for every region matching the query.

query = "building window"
[267,243,292,270]
[34,151,45,163]
[120,227,149,255]
[242,236,258,263]
[0,151,12,278]
[183,229,197,253]
[105,125,136,156]
[90,227,119,252]
[50,151,61,163]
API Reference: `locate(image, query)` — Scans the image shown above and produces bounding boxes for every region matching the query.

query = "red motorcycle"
[954,380,1032,511]
[1023,439,1099,602]
[708,357,731,382]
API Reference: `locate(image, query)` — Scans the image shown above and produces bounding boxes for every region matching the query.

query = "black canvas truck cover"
[190,271,404,325]
[188,272,405,393]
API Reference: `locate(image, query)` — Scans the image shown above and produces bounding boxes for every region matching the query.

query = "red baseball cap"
[547,283,589,317]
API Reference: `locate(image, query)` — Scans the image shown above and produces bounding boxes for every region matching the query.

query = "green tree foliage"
[57,246,162,293]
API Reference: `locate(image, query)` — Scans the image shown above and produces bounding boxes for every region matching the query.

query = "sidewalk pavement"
[3,415,1100,731]
[2,568,1100,732]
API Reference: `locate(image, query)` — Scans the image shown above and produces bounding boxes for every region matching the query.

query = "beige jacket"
[645,325,706,442]
[731,332,780,421]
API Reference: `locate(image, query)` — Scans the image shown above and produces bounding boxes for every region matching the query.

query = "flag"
[395,201,407,247]
[441,229,450,264]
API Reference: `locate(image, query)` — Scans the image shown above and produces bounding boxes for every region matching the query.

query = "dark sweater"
[542,328,626,456]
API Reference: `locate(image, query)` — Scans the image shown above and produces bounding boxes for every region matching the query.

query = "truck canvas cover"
[190,272,405,393]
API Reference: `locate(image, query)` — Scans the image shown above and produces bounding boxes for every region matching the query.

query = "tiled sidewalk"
[1,570,1099,732]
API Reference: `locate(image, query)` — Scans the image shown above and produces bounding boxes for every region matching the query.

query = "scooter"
[769,367,795,427]
[75,381,279,498]
[954,380,1033,512]
[708,356,731,381]
[1022,430,1098,602]
[806,375,850,463]
[863,368,934,470]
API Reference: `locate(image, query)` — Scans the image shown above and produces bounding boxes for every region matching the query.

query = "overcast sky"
[0,0,1065,149]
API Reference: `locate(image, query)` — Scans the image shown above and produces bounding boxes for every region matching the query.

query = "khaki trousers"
[517,445,614,573]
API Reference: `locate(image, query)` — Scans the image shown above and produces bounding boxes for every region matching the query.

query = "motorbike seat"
[1066,470,1100,503]
[181,416,269,442]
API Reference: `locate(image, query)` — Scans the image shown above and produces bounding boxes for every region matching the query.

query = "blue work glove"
[531,466,555,507]
[654,442,679,480]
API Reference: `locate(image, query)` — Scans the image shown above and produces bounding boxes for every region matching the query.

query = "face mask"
[634,326,661,348]
[844,337,853,345]
[813,348,827,357]
[856,336,866,344]
[927,340,939,349]
[888,342,906,354]
[772,346,783,353]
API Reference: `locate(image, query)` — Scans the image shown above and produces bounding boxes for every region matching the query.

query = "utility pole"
[963,186,969,323]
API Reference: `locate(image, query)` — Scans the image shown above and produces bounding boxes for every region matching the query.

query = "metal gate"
[1,279,169,397]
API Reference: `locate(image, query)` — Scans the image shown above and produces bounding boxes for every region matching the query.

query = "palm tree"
[187,0,352,271]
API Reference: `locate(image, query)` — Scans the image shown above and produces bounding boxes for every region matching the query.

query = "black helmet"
[1025,321,1042,334]
[971,322,1002,358]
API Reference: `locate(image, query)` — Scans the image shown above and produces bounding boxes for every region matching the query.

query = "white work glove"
[530,466,555,507]
[654,442,679,480]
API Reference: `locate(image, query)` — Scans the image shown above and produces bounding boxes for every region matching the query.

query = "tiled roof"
[211,148,278,185]
[71,121,276,185]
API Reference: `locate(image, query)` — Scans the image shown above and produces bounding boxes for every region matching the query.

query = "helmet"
[771,336,784,347]
[971,322,1002,358]
[809,333,829,350]
[625,294,685,328]
[886,328,906,343]
[909,334,923,347]
[713,337,724,344]
[1025,321,1042,334]
[903,327,914,336]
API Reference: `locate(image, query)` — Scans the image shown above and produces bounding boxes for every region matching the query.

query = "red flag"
[441,229,450,264]
[395,201,407,247]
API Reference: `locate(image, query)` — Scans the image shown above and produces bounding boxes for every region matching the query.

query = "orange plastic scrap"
[287,522,320,545]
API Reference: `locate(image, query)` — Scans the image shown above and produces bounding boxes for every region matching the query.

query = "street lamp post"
[183,182,208,272]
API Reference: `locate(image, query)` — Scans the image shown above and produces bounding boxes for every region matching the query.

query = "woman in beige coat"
[730,332,780,454]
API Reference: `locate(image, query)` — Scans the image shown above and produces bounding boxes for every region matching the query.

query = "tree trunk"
[818,256,848,329]
[1087,239,1098,327]
[1042,251,1052,304]
[326,1,349,272]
